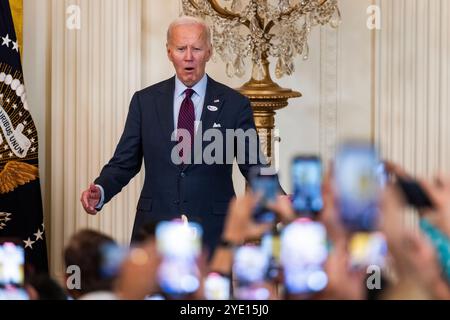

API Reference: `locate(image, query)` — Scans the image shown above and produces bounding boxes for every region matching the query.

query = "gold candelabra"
[183,0,340,159]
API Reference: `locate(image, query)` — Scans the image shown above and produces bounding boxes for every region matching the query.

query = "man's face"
[167,24,212,87]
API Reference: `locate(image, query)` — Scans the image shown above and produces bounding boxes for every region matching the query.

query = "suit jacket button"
[173,200,180,205]
[180,172,186,178]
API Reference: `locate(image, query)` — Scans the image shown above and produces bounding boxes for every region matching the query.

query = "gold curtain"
[9,0,23,54]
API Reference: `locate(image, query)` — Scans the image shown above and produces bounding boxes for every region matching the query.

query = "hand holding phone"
[291,156,323,217]
[335,142,383,232]
[155,221,203,297]
[249,166,279,223]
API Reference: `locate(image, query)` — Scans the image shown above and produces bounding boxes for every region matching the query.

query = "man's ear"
[166,43,173,62]
[206,44,213,62]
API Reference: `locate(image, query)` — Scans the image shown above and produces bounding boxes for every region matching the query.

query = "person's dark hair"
[27,273,68,300]
[64,229,117,297]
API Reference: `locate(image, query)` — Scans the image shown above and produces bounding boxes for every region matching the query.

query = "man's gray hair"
[167,16,212,46]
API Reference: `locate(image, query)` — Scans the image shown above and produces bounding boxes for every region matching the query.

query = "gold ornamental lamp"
[183,0,340,159]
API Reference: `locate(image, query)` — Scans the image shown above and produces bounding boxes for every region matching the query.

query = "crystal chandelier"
[182,0,341,160]
[182,0,340,80]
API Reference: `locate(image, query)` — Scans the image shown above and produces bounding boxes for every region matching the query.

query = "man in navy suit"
[80,16,266,253]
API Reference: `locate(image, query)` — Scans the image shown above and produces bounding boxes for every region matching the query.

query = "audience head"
[63,229,117,298]
[26,273,68,300]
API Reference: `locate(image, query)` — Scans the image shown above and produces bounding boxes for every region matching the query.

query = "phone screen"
[249,166,278,223]
[349,232,388,269]
[156,221,202,297]
[0,241,29,300]
[335,143,382,232]
[204,272,231,300]
[280,219,328,295]
[291,156,323,216]
[100,243,128,279]
[260,232,281,281]
[232,245,271,300]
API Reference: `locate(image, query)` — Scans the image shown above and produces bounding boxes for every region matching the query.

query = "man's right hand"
[80,183,101,215]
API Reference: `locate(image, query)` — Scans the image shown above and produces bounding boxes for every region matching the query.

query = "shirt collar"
[174,73,208,99]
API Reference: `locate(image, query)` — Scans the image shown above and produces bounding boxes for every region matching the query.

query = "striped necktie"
[177,88,195,161]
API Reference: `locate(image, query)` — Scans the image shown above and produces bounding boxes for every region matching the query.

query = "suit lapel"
[155,76,225,170]
[187,76,225,170]
[200,77,225,135]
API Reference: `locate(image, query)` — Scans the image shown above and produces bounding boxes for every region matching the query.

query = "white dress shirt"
[173,73,207,133]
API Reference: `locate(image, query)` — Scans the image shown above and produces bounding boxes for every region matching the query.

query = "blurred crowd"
[2,146,450,300]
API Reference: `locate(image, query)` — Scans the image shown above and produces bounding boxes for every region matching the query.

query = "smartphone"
[349,232,388,269]
[249,166,278,223]
[280,219,328,295]
[232,245,271,300]
[260,232,281,281]
[204,272,231,300]
[291,156,323,216]
[156,220,203,297]
[335,142,382,232]
[396,176,434,210]
[100,243,128,279]
[0,241,29,300]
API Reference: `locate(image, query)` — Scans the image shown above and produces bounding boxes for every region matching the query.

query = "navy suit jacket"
[95,75,263,253]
